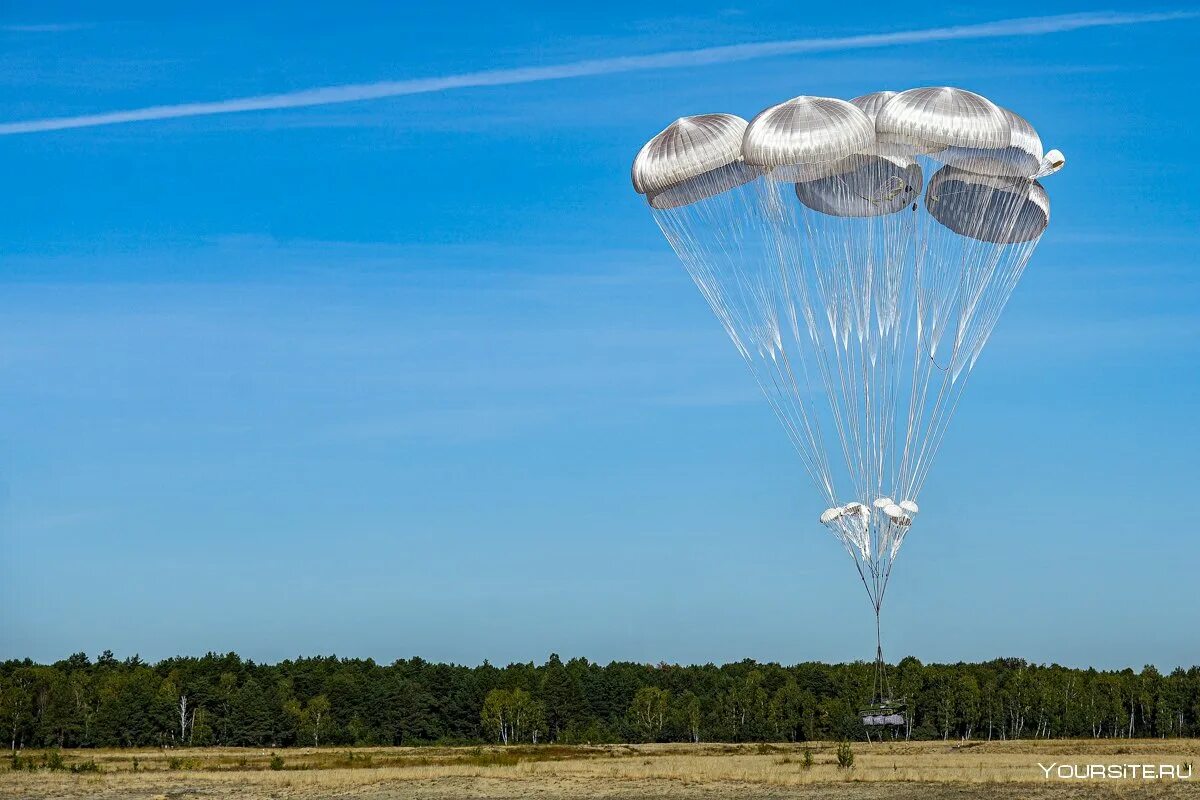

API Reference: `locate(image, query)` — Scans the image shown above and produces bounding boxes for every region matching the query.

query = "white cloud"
[1,23,90,33]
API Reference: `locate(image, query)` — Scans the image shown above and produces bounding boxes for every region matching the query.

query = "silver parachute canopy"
[794,153,922,217]
[849,90,897,121]
[742,96,874,180]
[850,90,918,158]
[926,165,1049,243]
[937,108,1044,178]
[648,161,760,210]
[876,86,1010,151]
[631,113,748,196]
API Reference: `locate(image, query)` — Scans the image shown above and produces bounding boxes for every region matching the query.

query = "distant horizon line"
[10,649,1193,672]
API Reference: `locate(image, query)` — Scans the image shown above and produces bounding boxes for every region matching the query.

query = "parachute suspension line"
[750,184,841,504]
[755,179,855,504]
[909,234,1040,498]
[899,163,1045,499]
[792,185,868,501]
[651,173,840,503]
[746,161,923,643]
[756,164,910,513]
[872,602,892,708]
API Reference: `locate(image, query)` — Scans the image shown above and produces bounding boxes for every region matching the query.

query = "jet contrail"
[1,10,1194,136]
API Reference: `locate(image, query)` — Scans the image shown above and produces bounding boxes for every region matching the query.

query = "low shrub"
[836,740,854,769]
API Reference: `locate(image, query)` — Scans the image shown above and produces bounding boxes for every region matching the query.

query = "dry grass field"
[2,739,1198,799]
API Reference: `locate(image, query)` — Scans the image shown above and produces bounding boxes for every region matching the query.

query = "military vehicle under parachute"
[632,87,1063,726]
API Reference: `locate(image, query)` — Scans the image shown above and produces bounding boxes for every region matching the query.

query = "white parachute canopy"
[633,86,1062,690]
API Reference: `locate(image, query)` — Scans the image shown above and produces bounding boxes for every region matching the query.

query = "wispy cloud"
[1,23,90,33]
[0,10,1194,135]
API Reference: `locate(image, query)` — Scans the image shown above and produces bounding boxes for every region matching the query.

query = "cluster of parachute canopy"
[630,87,1063,639]
[633,88,1062,236]
[821,497,919,564]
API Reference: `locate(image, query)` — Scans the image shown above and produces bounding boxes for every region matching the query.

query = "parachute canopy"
[743,96,875,180]
[926,165,1049,244]
[794,154,921,217]
[876,86,1010,151]
[631,113,747,196]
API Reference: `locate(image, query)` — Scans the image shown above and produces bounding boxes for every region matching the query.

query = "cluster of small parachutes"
[630,88,1064,667]
[822,496,919,574]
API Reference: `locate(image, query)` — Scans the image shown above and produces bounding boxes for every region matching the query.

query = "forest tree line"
[2,652,1198,749]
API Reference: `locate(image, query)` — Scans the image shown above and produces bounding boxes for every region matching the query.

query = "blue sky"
[1,2,1197,670]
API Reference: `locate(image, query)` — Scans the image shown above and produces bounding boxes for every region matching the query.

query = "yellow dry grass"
[2,740,1198,798]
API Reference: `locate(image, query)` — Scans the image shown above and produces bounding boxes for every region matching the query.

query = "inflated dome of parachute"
[849,90,897,121]
[849,91,916,159]
[631,85,1064,719]
[876,86,1010,150]
[936,108,1043,178]
[631,113,747,196]
[793,153,921,217]
[926,165,1049,243]
[742,96,874,180]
